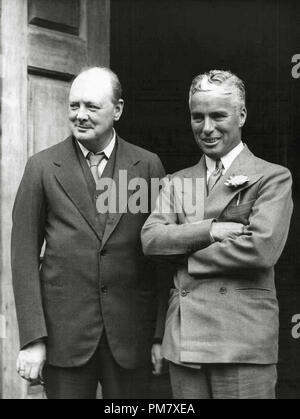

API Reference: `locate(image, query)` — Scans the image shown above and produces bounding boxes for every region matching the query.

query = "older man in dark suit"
[11,67,166,399]
[142,70,293,399]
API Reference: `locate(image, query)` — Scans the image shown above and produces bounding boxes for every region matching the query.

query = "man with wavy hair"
[142,70,293,399]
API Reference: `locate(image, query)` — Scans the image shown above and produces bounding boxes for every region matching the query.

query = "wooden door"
[0,0,110,399]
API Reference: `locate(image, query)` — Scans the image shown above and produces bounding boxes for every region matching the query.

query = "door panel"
[28,25,87,76]
[28,0,90,153]
[27,0,110,154]
[28,76,71,155]
[29,0,81,35]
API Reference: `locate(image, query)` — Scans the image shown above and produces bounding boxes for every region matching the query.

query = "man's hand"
[210,222,249,242]
[16,341,46,383]
[151,344,164,376]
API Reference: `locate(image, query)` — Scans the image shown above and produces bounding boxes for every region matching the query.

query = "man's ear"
[239,106,247,128]
[114,99,124,121]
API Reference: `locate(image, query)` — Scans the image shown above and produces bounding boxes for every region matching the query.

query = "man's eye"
[70,104,79,110]
[88,105,100,111]
[192,115,204,122]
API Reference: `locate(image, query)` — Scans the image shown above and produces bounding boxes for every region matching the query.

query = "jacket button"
[181,290,189,297]
[101,286,108,294]
[220,287,227,295]
[100,249,107,256]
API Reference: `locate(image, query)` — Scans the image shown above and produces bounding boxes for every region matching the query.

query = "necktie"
[87,152,106,184]
[207,159,224,194]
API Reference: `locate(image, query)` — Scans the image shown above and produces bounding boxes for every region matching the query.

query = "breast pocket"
[224,199,256,222]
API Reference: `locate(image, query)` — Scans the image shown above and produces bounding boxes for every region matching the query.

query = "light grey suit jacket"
[141,146,293,365]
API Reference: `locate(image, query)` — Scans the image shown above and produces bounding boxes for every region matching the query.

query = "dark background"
[111,0,300,398]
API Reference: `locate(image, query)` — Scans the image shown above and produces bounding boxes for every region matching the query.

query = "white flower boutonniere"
[225,175,249,188]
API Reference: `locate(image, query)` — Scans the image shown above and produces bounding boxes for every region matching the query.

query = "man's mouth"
[201,137,222,145]
[76,126,91,131]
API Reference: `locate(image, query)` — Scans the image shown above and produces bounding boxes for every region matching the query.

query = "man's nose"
[203,117,214,135]
[76,106,89,121]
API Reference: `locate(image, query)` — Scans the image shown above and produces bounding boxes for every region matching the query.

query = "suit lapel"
[180,157,207,222]
[183,156,207,187]
[101,137,141,248]
[204,146,263,219]
[53,137,102,241]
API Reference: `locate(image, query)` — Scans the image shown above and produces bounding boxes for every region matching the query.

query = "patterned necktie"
[87,152,106,184]
[207,159,224,194]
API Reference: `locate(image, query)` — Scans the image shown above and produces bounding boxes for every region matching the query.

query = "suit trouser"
[169,362,277,399]
[43,333,151,399]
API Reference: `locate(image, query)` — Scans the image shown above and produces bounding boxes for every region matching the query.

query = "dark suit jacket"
[142,146,293,365]
[11,135,166,369]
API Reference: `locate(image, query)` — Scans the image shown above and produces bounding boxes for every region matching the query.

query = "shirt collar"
[205,142,244,173]
[77,129,116,160]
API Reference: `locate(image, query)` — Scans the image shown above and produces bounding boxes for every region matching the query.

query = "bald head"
[71,67,123,105]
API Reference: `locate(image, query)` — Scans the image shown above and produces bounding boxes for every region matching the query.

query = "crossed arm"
[188,167,293,277]
[142,168,293,276]
[141,175,247,261]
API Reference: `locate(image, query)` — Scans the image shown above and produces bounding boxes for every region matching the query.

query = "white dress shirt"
[205,142,244,184]
[77,130,116,178]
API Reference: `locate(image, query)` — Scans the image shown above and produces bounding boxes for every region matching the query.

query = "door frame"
[1,0,28,399]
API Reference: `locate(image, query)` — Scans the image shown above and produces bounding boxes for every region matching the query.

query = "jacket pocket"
[226,199,256,216]
[223,200,256,223]
[235,287,275,299]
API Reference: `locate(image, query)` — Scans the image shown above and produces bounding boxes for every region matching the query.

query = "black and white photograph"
[0,0,299,401]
